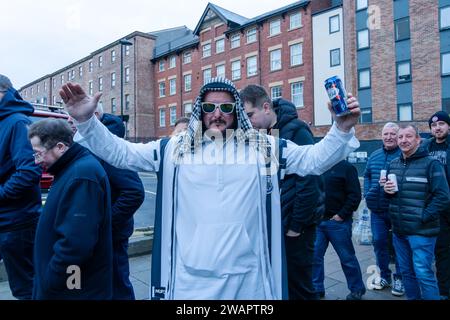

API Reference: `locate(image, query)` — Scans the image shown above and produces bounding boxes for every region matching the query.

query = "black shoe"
[346,292,363,300]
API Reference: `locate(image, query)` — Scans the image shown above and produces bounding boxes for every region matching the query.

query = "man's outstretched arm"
[283,94,361,176]
[60,83,161,172]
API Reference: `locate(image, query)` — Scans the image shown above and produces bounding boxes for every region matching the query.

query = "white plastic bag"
[353,207,372,245]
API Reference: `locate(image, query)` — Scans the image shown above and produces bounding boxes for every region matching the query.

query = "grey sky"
[0,0,297,88]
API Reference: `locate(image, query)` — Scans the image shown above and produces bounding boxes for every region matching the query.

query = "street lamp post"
[119,38,133,137]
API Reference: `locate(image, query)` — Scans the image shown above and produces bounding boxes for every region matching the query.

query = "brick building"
[20,31,157,141]
[19,0,449,148]
[324,0,450,173]
[152,1,314,137]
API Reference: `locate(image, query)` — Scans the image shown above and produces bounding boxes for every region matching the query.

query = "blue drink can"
[324,76,350,117]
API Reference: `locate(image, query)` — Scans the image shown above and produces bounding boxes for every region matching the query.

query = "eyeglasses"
[33,144,57,160]
[201,102,235,114]
[33,149,50,160]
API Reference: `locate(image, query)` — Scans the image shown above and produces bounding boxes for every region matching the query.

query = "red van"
[30,104,69,191]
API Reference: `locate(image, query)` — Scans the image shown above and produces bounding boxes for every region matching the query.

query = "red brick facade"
[153,4,313,137]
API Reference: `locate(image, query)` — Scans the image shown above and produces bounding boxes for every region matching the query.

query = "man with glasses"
[28,118,113,299]
[0,74,41,300]
[61,77,361,300]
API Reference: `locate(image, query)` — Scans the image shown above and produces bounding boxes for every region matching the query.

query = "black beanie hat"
[428,111,450,128]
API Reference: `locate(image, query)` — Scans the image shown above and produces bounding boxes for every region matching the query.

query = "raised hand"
[59,83,102,123]
[328,93,361,133]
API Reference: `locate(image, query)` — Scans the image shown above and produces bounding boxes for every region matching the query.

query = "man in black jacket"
[385,123,449,300]
[425,111,450,300]
[29,118,112,299]
[423,111,450,300]
[93,106,145,300]
[0,75,41,299]
[241,84,323,300]
[312,160,365,300]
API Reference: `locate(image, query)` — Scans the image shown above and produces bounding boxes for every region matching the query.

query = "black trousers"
[112,238,135,300]
[284,225,318,300]
[436,215,450,298]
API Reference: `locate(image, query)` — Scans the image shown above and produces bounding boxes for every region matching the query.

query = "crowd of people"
[0,72,449,300]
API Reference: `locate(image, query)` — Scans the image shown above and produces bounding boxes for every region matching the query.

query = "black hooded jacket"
[98,113,145,240]
[272,98,324,233]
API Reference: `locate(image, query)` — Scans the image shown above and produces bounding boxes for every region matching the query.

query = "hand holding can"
[387,173,398,192]
[379,169,387,186]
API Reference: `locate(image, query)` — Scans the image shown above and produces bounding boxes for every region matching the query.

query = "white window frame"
[216,39,225,53]
[111,98,116,113]
[159,60,165,72]
[98,55,103,67]
[183,103,193,117]
[269,19,281,36]
[169,78,176,95]
[111,72,116,88]
[246,28,257,43]
[230,34,240,48]
[202,43,211,58]
[111,50,116,63]
[125,94,130,110]
[183,51,192,64]
[159,109,166,127]
[290,43,303,66]
[289,12,302,30]
[203,68,212,84]
[159,82,166,97]
[271,86,282,99]
[169,56,176,69]
[125,67,130,83]
[291,82,304,108]
[216,64,225,79]
[88,81,93,95]
[246,56,257,77]
[270,49,282,71]
[98,77,103,91]
[231,61,241,80]
[184,74,192,92]
[170,106,177,126]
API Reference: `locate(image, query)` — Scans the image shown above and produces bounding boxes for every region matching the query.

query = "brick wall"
[410,0,442,121]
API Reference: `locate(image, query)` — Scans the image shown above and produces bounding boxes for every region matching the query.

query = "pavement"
[0,234,405,300]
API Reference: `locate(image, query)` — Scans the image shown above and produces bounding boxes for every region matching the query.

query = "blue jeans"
[0,225,36,300]
[393,233,440,300]
[371,211,401,281]
[313,220,366,294]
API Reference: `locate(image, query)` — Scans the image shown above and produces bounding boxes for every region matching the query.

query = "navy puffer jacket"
[363,146,400,214]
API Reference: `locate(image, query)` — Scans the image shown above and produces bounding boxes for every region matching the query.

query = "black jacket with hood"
[0,88,41,232]
[98,113,145,240]
[272,98,324,233]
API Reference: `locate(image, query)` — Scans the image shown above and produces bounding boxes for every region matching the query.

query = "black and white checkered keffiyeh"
[173,77,271,162]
